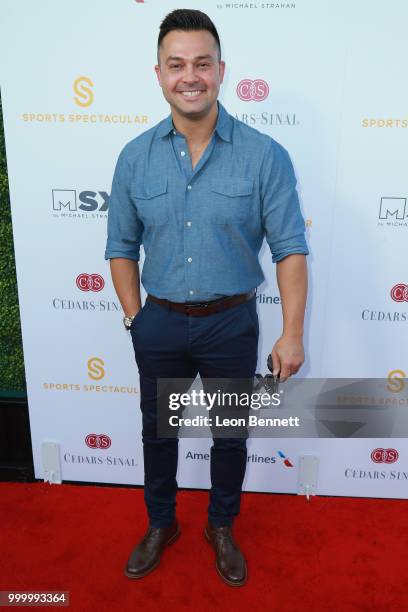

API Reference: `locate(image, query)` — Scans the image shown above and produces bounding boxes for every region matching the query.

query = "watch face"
[123,316,133,329]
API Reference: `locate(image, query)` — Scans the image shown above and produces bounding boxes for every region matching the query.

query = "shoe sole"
[124,524,181,579]
[204,527,248,587]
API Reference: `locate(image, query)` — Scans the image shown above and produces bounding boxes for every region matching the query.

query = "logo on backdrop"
[65,441,137,468]
[362,118,408,128]
[256,293,282,305]
[88,357,105,381]
[345,446,404,481]
[361,279,408,323]
[76,274,105,292]
[21,77,148,126]
[73,76,94,107]
[371,448,399,464]
[85,434,112,449]
[387,370,406,394]
[184,450,294,468]
[391,284,408,302]
[237,79,269,102]
[234,79,298,127]
[277,450,294,467]
[43,358,138,395]
[345,468,407,481]
[216,2,296,10]
[378,197,408,228]
[52,189,109,220]
[52,273,119,313]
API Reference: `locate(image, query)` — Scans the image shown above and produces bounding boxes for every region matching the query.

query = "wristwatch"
[123,314,136,330]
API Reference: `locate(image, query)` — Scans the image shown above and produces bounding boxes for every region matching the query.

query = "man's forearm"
[109,258,141,316]
[276,254,308,338]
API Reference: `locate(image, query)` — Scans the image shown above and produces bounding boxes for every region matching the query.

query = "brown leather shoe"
[124,520,180,579]
[204,523,247,586]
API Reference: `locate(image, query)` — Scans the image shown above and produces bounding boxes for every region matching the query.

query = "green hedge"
[0,92,26,393]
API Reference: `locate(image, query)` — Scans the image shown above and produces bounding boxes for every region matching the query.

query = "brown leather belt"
[147,290,255,317]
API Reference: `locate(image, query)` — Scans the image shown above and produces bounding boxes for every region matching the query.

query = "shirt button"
[187,257,193,263]
[173,130,176,135]
[187,185,192,190]
[180,151,186,157]
[189,290,194,295]
[186,221,192,227]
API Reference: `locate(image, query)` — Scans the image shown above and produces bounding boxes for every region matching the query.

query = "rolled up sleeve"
[260,140,309,263]
[104,147,143,261]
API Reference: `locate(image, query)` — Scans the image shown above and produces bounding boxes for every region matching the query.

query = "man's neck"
[171,102,218,145]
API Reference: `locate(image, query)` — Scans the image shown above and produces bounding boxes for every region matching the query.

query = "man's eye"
[198,63,209,68]
[170,64,181,69]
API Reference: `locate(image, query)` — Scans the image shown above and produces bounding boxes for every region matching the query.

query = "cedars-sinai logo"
[371,448,399,464]
[76,273,105,292]
[390,283,408,302]
[85,434,111,449]
[236,79,269,102]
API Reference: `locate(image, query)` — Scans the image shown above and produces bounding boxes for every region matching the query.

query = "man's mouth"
[178,90,205,98]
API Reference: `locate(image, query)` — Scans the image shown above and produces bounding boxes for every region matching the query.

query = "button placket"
[184,175,195,301]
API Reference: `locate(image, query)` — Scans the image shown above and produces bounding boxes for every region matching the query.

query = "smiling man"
[105,9,308,586]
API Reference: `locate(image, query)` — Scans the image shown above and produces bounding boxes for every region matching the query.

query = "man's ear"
[154,64,162,87]
[219,60,226,84]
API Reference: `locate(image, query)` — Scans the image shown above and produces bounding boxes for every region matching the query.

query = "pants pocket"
[242,298,259,337]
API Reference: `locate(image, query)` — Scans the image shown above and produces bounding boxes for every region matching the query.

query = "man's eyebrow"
[166,54,214,63]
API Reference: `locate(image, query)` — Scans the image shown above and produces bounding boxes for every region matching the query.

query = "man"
[105,9,308,586]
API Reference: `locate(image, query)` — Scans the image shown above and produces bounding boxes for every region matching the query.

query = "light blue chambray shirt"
[104,101,308,302]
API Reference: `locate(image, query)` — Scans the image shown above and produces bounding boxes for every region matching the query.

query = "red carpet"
[0,482,407,611]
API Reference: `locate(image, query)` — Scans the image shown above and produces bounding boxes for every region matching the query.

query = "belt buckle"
[184,302,208,315]
[183,301,210,316]
[185,302,208,309]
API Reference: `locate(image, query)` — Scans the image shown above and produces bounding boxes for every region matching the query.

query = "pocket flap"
[211,178,253,197]
[131,177,168,199]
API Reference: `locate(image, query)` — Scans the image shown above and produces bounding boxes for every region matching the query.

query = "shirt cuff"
[271,235,309,263]
[104,245,140,261]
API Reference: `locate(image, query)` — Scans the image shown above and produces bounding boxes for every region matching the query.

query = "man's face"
[155,29,225,120]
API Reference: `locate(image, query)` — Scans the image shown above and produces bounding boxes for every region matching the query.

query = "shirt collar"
[154,101,232,142]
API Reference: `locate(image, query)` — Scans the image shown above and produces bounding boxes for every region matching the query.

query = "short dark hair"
[157,9,221,63]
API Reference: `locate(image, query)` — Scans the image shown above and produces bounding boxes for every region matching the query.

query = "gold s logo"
[88,357,105,380]
[387,369,406,393]
[73,76,94,107]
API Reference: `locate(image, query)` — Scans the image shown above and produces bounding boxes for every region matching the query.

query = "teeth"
[181,91,202,97]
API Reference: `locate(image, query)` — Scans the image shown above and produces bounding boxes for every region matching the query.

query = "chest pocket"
[130,177,168,226]
[210,177,253,224]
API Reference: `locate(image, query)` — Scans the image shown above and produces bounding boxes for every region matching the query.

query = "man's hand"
[270,335,305,382]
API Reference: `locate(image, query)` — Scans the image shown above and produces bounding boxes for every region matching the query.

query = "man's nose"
[182,64,199,84]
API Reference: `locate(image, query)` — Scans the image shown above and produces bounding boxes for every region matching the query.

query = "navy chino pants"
[130,294,259,528]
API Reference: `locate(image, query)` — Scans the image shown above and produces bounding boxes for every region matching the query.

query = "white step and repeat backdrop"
[1,0,407,497]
